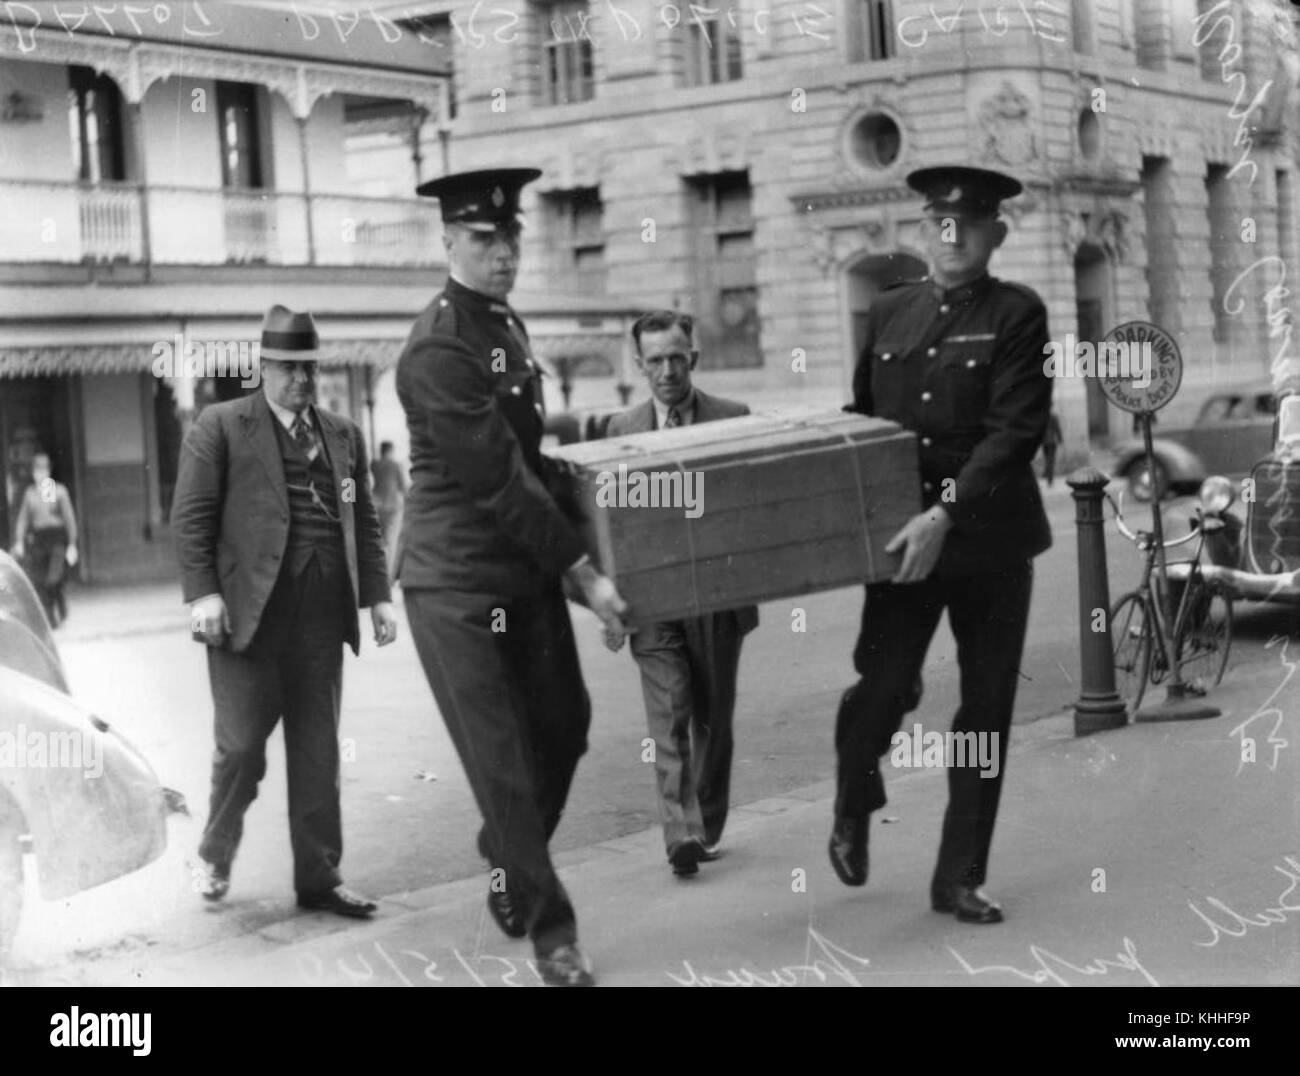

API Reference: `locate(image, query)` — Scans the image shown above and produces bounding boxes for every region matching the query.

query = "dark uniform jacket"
[395,276,586,595]
[849,272,1053,576]
[605,388,759,636]
[171,391,391,654]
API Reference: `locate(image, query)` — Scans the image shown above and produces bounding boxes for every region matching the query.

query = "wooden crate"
[547,408,920,625]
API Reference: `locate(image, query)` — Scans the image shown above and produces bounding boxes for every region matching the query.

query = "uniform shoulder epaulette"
[884,277,927,292]
[428,291,460,334]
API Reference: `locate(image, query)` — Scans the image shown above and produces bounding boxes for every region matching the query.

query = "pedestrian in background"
[1041,410,1063,486]
[11,452,78,628]
[370,440,408,574]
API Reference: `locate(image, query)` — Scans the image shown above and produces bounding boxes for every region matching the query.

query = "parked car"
[1166,392,1300,605]
[1113,381,1277,501]
[0,550,185,960]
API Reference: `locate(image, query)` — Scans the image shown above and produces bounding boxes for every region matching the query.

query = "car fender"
[0,665,168,901]
[1113,439,1207,483]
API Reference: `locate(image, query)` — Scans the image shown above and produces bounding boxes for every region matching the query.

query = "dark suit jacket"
[605,389,759,636]
[171,392,391,655]
[395,277,585,596]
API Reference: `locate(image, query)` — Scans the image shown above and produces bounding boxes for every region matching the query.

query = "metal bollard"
[1067,467,1128,735]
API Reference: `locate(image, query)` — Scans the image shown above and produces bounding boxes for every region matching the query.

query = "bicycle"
[1107,492,1234,713]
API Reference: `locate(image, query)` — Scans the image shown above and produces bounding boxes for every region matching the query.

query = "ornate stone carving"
[977,82,1038,167]
[1061,208,1129,263]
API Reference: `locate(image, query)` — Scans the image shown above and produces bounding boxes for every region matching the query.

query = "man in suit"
[370,440,408,572]
[830,166,1053,924]
[604,310,758,877]
[396,168,628,988]
[173,305,398,918]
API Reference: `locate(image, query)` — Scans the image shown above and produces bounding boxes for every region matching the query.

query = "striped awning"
[0,339,403,379]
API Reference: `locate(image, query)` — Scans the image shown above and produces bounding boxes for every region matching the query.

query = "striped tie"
[664,407,681,429]
[291,413,317,460]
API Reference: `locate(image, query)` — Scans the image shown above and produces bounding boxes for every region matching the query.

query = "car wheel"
[0,798,24,964]
[1127,458,1169,503]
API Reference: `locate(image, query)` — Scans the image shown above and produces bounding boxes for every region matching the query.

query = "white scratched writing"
[1228,634,1293,773]
[295,940,544,987]
[1187,855,1300,947]
[665,926,873,986]
[1192,0,1276,186]
[1223,256,1295,375]
[897,1,1067,49]
[948,936,1160,986]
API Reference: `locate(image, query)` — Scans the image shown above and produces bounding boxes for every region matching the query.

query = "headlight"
[1199,475,1235,514]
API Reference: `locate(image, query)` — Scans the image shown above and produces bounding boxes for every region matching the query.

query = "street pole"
[1068,467,1128,735]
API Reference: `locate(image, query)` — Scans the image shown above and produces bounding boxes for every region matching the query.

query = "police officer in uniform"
[829,165,1053,923]
[396,168,627,987]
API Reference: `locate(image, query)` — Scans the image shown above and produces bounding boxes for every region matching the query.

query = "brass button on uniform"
[966,359,978,368]
[923,481,934,492]
[921,437,932,447]
[880,352,892,362]
[921,391,933,402]
[939,304,951,314]
[510,385,522,396]
[926,347,937,357]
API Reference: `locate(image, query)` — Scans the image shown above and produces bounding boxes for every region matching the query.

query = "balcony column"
[296,114,317,266]
[293,68,317,266]
[127,98,152,279]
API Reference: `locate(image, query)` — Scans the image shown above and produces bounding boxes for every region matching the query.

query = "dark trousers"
[199,555,350,894]
[404,584,590,955]
[834,561,1033,889]
[1041,444,1058,485]
[630,612,745,852]
[24,526,68,626]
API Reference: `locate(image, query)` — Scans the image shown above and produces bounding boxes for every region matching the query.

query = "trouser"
[199,555,350,894]
[834,560,1033,889]
[25,526,68,625]
[378,505,402,576]
[629,612,746,852]
[1042,445,1058,485]
[404,584,591,956]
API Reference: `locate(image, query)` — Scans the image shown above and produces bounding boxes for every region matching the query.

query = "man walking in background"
[604,311,758,878]
[370,440,408,573]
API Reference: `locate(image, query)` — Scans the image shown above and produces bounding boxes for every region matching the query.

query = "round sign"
[1097,320,1182,414]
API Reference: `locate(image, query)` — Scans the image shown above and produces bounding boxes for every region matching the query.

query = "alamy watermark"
[889,723,1000,779]
[594,465,704,519]
[0,724,103,779]
[151,334,260,388]
[1042,334,1152,387]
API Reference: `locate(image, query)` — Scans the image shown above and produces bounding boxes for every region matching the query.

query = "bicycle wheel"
[1110,592,1152,714]
[1173,579,1233,691]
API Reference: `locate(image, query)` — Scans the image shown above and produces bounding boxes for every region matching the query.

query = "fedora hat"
[259,304,319,361]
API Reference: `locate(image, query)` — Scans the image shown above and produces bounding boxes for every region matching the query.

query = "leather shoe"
[195,859,230,902]
[932,884,1004,924]
[536,943,594,987]
[699,841,722,862]
[297,885,378,919]
[828,816,868,886]
[487,885,529,939]
[668,838,704,877]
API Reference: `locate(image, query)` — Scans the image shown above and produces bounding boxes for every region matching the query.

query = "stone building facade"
[403,0,1300,452]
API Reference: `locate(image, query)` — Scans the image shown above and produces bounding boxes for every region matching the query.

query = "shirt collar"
[653,390,695,429]
[266,395,312,431]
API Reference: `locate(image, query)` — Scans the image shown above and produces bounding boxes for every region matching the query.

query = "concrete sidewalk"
[37,663,1299,988]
